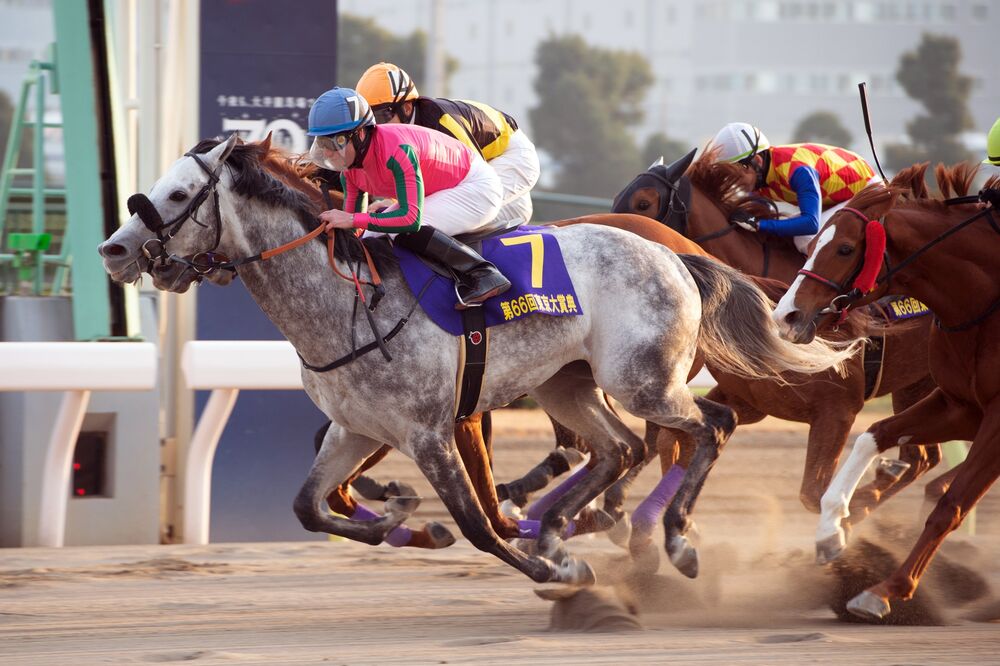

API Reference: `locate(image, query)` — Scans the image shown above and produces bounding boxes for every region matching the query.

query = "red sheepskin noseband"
[843,207,886,294]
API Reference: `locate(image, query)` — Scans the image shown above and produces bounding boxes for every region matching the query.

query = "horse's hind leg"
[408,429,590,585]
[528,368,647,567]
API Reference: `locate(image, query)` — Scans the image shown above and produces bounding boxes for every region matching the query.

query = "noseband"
[127,151,229,276]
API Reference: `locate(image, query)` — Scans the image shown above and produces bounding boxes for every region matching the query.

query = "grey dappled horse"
[98,135,855,585]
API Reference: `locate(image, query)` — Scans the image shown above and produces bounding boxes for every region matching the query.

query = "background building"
[340,0,998,153]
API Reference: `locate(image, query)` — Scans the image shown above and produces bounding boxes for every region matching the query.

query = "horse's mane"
[850,161,985,220]
[686,145,781,221]
[190,137,394,267]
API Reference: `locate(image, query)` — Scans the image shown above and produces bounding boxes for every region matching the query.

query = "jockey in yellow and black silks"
[356,62,539,231]
[712,122,878,254]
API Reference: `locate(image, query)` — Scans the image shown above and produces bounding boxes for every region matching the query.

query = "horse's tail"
[677,254,860,382]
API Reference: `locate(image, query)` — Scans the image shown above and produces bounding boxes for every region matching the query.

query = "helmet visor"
[309,134,352,170]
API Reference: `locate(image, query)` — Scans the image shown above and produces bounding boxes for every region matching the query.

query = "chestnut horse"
[773,163,1000,619]
[612,152,953,516]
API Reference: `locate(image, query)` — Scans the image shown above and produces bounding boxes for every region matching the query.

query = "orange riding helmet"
[356,62,419,108]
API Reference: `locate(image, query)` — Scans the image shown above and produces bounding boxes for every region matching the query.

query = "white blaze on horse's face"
[772,224,839,340]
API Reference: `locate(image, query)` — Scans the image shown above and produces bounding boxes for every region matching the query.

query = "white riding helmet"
[712,122,771,164]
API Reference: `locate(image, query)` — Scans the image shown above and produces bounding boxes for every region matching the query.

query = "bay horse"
[97,135,852,585]
[611,152,952,519]
[773,163,1000,619]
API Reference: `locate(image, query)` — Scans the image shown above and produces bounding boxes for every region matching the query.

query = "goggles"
[372,104,398,124]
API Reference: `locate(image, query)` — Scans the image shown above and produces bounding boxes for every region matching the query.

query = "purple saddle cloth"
[393,225,583,336]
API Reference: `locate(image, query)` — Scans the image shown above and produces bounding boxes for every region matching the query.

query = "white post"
[35,390,92,547]
[182,388,239,545]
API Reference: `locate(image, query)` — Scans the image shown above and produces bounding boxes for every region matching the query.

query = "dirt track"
[2,409,999,664]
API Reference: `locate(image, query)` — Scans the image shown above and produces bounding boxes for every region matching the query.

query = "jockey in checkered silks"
[712,122,880,254]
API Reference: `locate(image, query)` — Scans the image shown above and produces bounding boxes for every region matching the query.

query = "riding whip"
[858,82,889,184]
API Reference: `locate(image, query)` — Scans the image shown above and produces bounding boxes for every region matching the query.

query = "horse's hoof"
[424,522,456,549]
[877,457,911,481]
[500,499,525,520]
[667,534,699,578]
[385,495,421,518]
[606,513,632,549]
[847,590,891,620]
[815,530,846,565]
[386,480,418,498]
[554,557,597,586]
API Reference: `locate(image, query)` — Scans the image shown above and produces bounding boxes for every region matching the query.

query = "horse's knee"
[293,491,322,532]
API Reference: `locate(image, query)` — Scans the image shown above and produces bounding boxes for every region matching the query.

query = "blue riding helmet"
[307,87,376,136]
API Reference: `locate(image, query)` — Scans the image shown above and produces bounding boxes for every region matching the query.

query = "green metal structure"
[0,48,70,296]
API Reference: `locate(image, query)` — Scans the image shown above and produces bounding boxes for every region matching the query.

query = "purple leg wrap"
[631,465,686,536]
[525,465,590,521]
[351,504,413,547]
[516,519,576,539]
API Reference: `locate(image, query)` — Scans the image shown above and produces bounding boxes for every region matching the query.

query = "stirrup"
[454,282,484,309]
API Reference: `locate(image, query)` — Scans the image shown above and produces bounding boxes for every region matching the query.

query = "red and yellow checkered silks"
[758,143,875,207]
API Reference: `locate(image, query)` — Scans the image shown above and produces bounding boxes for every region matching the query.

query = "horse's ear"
[648,156,665,169]
[206,133,239,166]
[259,131,273,153]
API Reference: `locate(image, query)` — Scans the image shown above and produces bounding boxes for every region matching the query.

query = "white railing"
[0,342,157,547]
[181,340,303,545]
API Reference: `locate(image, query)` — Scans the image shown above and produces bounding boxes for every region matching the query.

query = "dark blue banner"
[198,0,337,542]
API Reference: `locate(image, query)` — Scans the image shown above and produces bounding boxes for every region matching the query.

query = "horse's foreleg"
[815,388,979,565]
[847,400,1000,620]
[294,424,415,545]
[799,411,855,513]
[847,376,943,521]
[848,443,943,524]
[410,430,591,585]
[454,413,519,539]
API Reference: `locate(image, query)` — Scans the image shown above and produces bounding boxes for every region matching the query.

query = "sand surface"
[3,409,999,665]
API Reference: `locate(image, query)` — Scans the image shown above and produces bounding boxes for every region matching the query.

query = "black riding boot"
[395,226,511,308]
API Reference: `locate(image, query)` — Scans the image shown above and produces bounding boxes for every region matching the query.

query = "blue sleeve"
[757,166,822,236]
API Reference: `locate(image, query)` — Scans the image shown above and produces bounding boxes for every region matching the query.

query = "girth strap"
[454,306,489,421]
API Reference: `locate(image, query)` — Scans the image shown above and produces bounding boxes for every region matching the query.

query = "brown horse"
[773,163,1000,619]
[612,152,952,517]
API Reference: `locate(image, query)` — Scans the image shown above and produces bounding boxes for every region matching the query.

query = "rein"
[127,150,420,368]
[797,201,1000,331]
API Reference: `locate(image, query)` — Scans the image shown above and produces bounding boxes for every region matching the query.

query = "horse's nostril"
[99,242,127,258]
[784,310,801,326]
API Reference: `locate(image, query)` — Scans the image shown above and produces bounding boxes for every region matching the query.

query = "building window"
[972,4,988,20]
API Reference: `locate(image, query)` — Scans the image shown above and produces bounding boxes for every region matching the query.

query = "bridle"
[124,148,421,365]
[796,199,1000,331]
[614,166,691,237]
[127,150,229,276]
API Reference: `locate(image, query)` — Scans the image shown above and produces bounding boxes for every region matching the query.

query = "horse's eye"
[637,200,650,211]
[169,190,188,202]
[837,244,854,256]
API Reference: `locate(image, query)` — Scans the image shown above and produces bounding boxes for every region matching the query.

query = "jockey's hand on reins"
[730,209,759,232]
[979,186,1000,209]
